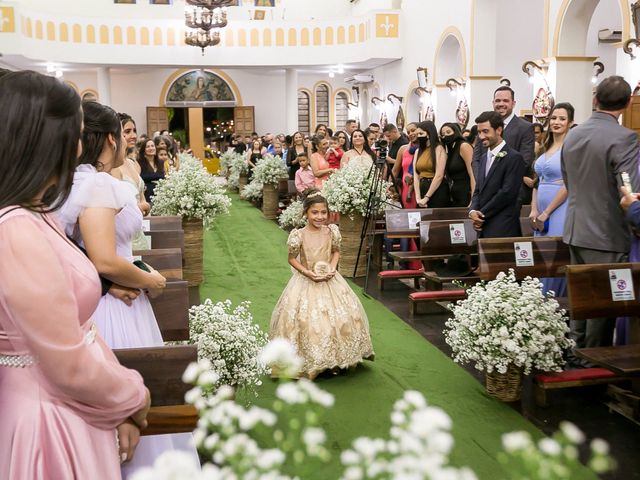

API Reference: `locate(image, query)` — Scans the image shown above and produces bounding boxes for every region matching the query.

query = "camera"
[374,139,388,163]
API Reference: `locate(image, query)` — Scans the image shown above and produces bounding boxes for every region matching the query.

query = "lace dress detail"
[270,225,374,379]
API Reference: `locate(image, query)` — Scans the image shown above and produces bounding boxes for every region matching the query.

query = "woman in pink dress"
[310,135,336,188]
[0,71,150,479]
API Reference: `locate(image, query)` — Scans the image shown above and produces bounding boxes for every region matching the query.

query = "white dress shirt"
[485,140,506,175]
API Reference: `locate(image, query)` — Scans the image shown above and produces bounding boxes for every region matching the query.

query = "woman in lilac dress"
[0,71,150,479]
[529,102,574,296]
[59,101,199,478]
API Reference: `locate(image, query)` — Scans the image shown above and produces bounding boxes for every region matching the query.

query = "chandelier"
[184,0,233,55]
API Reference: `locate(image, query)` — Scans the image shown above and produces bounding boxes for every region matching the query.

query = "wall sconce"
[592,61,605,84]
[624,2,640,58]
[522,60,548,84]
[386,93,403,104]
[371,96,385,109]
[499,78,511,87]
[446,78,465,97]
[351,86,360,106]
[416,67,428,89]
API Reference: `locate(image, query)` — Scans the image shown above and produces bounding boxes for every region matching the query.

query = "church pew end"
[408,289,466,316]
[533,368,627,407]
[377,268,424,291]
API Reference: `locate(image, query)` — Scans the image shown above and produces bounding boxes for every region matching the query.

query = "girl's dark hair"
[302,188,328,212]
[314,124,328,136]
[439,122,464,153]
[138,138,159,174]
[311,135,326,153]
[415,121,440,163]
[79,100,122,171]
[542,102,575,153]
[0,71,82,211]
[118,112,136,128]
[349,129,375,159]
[467,125,478,144]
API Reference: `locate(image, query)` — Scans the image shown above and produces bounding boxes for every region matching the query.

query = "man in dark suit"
[469,111,526,238]
[473,86,535,206]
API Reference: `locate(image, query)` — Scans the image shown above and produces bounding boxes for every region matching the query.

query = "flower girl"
[270,189,374,379]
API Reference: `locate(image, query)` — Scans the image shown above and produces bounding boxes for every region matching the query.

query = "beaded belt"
[0,324,97,368]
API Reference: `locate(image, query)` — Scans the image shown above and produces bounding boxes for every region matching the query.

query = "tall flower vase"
[182,217,204,287]
[239,174,248,194]
[339,214,367,278]
[262,183,279,219]
[485,364,523,402]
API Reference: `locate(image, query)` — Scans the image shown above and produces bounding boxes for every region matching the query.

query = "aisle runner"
[200,195,544,479]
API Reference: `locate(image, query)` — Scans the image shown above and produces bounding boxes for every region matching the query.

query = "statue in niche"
[455,99,469,129]
[532,87,554,123]
[166,70,235,104]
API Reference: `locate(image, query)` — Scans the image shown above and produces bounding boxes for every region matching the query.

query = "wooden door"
[623,95,640,137]
[234,106,255,135]
[147,107,169,135]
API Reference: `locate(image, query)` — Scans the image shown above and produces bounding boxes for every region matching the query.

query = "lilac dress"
[59,165,199,478]
[534,150,567,297]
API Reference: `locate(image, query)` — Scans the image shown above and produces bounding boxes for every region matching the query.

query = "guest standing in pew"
[0,70,151,479]
[561,76,640,368]
[469,111,527,238]
[270,189,374,379]
[294,153,316,194]
[412,121,450,208]
[138,138,166,204]
[440,122,475,207]
[618,182,640,345]
[58,100,200,478]
[529,103,574,297]
[287,131,307,180]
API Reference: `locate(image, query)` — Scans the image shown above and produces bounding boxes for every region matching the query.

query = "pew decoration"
[219,150,239,179]
[227,152,249,192]
[323,162,391,277]
[240,179,265,205]
[188,299,269,393]
[151,155,231,286]
[130,339,613,480]
[444,270,573,402]
[251,155,289,220]
[278,199,307,230]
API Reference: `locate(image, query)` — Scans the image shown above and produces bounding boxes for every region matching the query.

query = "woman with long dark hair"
[0,71,149,479]
[137,139,166,204]
[341,129,375,167]
[440,122,475,207]
[412,121,450,208]
[286,131,306,180]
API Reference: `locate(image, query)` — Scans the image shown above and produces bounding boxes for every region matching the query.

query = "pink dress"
[401,146,417,209]
[311,152,332,188]
[0,207,146,480]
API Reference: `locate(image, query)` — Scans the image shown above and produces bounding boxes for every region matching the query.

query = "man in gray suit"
[472,86,535,208]
[561,75,640,367]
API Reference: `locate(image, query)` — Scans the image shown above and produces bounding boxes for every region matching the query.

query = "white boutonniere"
[495,151,507,161]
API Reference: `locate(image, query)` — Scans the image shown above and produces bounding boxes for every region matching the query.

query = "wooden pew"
[140,229,184,253]
[148,280,190,341]
[115,345,198,436]
[135,248,183,281]
[145,216,182,231]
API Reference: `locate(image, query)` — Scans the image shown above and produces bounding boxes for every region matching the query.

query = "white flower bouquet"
[240,179,264,201]
[151,154,231,229]
[227,152,249,190]
[278,200,307,229]
[323,161,391,216]
[445,270,573,375]
[252,154,288,187]
[188,299,269,390]
[219,150,240,176]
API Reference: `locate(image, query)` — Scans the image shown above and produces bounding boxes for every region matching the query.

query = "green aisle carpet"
[198,194,567,479]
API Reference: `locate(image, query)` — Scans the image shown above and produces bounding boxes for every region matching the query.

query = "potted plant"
[322,162,390,277]
[151,154,231,286]
[228,153,248,193]
[252,154,288,220]
[278,200,307,231]
[444,270,573,402]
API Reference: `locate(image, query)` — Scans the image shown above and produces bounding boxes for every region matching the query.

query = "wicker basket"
[485,364,523,402]
[239,174,248,194]
[182,217,204,287]
[339,214,367,278]
[262,183,279,219]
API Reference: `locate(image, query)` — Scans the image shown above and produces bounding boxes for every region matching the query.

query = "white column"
[467,75,503,118]
[97,67,112,107]
[551,56,598,123]
[285,68,298,134]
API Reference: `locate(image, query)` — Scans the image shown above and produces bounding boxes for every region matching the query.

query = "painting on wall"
[166,70,235,105]
[254,0,275,6]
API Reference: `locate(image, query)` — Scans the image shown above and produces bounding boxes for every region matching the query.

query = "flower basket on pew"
[444,270,573,402]
[238,173,249,193]
[323,162,390,278]
[228,153,248,193]
[252,155,288,220]
[278,200,307,231]
[151,154,231,287]
[218,150,237,179]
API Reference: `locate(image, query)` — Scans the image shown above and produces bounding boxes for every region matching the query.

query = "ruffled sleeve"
[287,228,302,257]
[57,166,137,238]
[328,224,341,252]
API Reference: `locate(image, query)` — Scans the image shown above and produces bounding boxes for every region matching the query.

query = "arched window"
[335,92,349,132]
[315,84,330,129]
[297,90,310,134]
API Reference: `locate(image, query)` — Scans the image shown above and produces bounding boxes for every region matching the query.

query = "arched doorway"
[434,29,466,124]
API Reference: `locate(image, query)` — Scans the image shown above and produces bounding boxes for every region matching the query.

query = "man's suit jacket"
[561,111,640,253]
[473,115,535,203]
[471,144,526,238]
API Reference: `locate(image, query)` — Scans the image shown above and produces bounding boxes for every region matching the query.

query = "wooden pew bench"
[145,215,182,231]
[115,345,198,436]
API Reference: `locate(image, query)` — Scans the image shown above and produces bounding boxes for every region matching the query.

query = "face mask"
[418,135,429,150]
[441,135,456,145]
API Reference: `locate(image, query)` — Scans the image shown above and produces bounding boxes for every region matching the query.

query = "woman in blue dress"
[529,102,574,297]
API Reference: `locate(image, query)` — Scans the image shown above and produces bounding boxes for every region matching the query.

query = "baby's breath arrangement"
[252,154,288,187]
[323,161,391,216]
[188,299,268,391]
[219,150,239,176]
[278,200,307,229]
[227,152,249,190]
[240,179,264,201]
[445,270,573,375]
[150,154,231,229]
